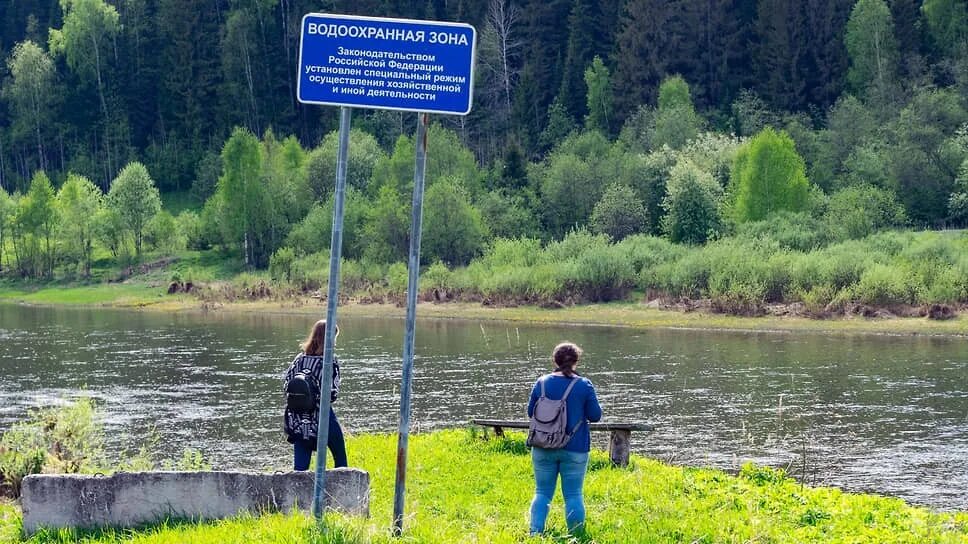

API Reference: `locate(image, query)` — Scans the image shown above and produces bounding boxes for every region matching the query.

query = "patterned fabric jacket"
[283,354,341,442]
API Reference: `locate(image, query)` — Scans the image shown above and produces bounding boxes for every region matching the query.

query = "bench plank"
[471,419,655,467]
[472,419,654,432]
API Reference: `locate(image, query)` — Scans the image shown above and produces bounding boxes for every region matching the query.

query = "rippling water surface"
[0,304,965,510]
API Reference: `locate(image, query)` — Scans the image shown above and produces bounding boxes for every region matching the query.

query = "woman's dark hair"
[302,319,339,356]
[552,342,582,378]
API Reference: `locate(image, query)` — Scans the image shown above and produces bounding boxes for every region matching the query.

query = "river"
[0,303,965,510]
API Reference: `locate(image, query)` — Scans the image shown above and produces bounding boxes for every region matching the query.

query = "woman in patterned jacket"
[283,319,347,470]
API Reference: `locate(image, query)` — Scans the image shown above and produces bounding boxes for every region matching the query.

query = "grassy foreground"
[2,431,966,544]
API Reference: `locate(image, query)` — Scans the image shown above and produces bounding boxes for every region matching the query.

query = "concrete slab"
[21,469,369,535]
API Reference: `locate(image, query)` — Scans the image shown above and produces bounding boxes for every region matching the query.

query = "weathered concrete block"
[21,469,369,535]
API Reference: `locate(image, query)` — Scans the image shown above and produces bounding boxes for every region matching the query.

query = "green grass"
[0,281,166,307]
[3,431,966,543]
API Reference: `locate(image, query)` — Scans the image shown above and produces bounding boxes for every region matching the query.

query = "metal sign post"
[311,105,352,519]
[297,12,475,533]
[392,111,429,535]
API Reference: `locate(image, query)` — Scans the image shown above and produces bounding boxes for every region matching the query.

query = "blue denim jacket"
[528,375,603,452]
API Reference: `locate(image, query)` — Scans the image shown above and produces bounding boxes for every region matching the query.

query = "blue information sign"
[297,14,476,115]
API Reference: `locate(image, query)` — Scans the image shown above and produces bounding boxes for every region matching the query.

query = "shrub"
[290,252,331,291]
[661,160,723,244]
[563,244,636,302]
[422,261,458,297]
[422,178,488,266]
[269,247,296,282]
[0,399,104,496]
[306,128,385,200]
[177,211,207,250]
[853,264,919,306]
[590,184,649,241]
[0,422,46,496]
[286,188,369,259]
[614,234,685,277]
[824,185,907,240]
[542,229,610,264]
[386,262,409,297]
[734,211,829,251]
[145,210,184,255]
[480,238,543,268]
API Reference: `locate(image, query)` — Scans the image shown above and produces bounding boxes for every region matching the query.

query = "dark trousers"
[293,408,347,470]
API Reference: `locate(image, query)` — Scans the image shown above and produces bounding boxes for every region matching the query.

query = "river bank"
[2,279,968,337]
[1,430,966,543]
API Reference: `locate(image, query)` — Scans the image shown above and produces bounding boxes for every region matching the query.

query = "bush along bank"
[0,399,208,501]
[201,227,968,319]
[2,430,966,543]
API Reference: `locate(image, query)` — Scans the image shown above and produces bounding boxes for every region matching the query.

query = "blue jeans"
[293,408,347,470]
[529,447,590,534]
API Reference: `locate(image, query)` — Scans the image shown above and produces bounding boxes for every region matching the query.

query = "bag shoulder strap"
[539,377,547,398]
[560,377,579,402]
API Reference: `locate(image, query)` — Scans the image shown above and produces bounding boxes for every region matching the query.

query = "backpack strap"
[539,377,547,398]
[560,377,579,402]
[561,378,584,437]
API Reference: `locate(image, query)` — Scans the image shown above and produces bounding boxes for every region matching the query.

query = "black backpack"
[285,370,318,414]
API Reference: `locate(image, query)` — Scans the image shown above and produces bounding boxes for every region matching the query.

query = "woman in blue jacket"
[527,342,602,535]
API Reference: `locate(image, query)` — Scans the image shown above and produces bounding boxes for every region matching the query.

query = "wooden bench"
[471,419,655,467]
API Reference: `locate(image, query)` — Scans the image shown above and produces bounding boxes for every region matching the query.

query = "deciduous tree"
[56,173,102,276]
[2,41,59,173]
[730,127,811,222]
[107,162,161,259]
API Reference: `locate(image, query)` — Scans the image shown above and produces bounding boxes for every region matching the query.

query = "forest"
[1,0,967,312]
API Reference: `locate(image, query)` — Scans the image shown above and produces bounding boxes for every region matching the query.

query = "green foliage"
[92,206,126,259]
[889,89,968,225]
[590,183,648,241]
[0,398,104,497]
[734,211,829,251]
[177,211,206,251]
[583,56,613,133]
[730,128,811,223]
[731,90,782,137]
[371,127,482,198]
[948,192,968,226]
[678,132,745,188]
[477,190,542,240]
[48,0,120,82]
[108,162,162,257]
[10,172,59,277]
[922,0,968,57]
[0,188,12,271]
[268,246,296,282]
[0,421,46,496]
[306,129,384,201]
[212,128,270,267]
[385,262,409,297]
[824,185,907,240]
[421,178,487,266]
[56,174,103,276]
[536,131,627,239]
[845,0,899,104]
[539,96,579,152]
[145,210,183,255]
[654,75,702,150]
[285,188,369,260]
[362,185,409,264]
[662,160,723,244]
[1,41,59,173]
